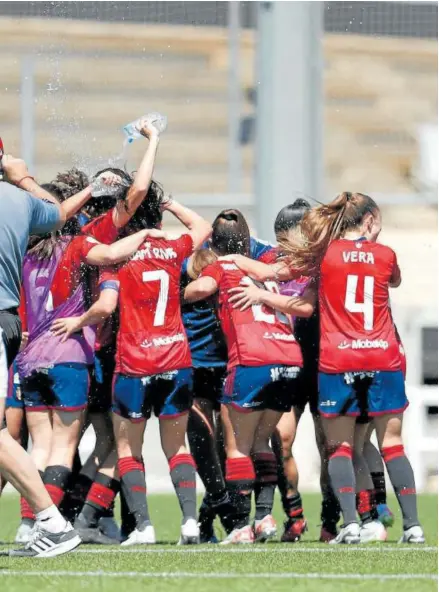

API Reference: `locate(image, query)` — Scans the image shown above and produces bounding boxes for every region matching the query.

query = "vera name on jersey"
[132,243,178,262]
[342,250,375,264]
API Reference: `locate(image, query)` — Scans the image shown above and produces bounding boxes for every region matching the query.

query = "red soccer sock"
[20,496,35,521]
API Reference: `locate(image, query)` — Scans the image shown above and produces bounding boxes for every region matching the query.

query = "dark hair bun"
[291,198,311,209]
[221,212,238,222]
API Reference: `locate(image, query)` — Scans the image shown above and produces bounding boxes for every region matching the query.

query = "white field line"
[0,570,436,580]
[73,546,438,554]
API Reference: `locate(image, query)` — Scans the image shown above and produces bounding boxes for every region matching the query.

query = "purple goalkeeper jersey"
[16,237,95,378]
[279,276,310,298]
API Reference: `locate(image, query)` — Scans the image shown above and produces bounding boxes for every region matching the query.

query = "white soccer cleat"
[399,525,425,544]
[220,525,255,545]
[329,522,360,545]
[120,524,156,546]
[254,515,277,542]
[360,520,388,543]
[14,519,35,544]
[99,516,121,542]
[178,519,200,545]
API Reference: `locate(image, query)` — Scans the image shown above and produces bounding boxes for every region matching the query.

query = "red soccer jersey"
[319,238,402,373]
[100,234,194,376]
[200,261,303,370]
[82,209,120,245]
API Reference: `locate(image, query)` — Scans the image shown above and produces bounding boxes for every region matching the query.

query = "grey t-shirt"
[0,181,61,310]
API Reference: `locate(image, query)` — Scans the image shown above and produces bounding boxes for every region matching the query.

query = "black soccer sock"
[364,440,387,505]
[224,456,255,532]
[187,401,227,503]
[43,465,71,507]
[253,452,278,521]
[371,472,387,506]
[169,453,197,523]
[382,445,419,529]
[60,472,94,521]
[117,457,151,529]
[120,487,136,538]
[328,445,357,526]
[283,492,304,521]
[77,473,119,528]
[356,489,378,524]
[320,482,341,528]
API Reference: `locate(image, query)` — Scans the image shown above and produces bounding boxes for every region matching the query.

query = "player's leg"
[353,420,386,543]
[363,423,394,527]
[113,374,153,546]
[374,413,424,543]
[157,369,198,545]
[313,414,340,542]
[252,408,282,542]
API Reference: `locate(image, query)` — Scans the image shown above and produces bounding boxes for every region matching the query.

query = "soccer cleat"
[198,501,217,543]
[220,525,255,545]
[8,522,81,558]
[329,522,361,545]
[14,519,35,544]
[281,517,307,543]
[120,523,156,546]
[178,519,200,545]
[99,516,121,542]
[377,503,395,528]
[360,520,388,543]
[74,526,116,545]
[319,524,338,543]
[254,515,277,542]
[399,525,425,544]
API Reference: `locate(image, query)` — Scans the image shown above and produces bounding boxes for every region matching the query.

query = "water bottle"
[123,112,168,143]
[91,173,129,198]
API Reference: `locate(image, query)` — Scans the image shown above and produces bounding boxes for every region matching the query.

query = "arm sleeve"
[80,235,100,259]
[27,195,61,235]
[99,266,120,291]
[200,262,223,284]
[82,209,120,244]
[257,248,277,264]
[177,234,194,260]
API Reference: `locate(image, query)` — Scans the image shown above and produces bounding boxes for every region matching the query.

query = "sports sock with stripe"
[43,465,71,507]
[169,453,197,522]
[77,473,120,528]
[328,444,357,525]
[382,445,419,529]
[356,489,378,524]
[117,456,151,529]
[253,452,278,521]
[224,456,255,532]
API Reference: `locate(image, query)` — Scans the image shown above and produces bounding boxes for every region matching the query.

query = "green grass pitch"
[0,493,436,592]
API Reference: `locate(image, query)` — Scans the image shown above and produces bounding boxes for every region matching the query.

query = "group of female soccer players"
[4,119,425,547]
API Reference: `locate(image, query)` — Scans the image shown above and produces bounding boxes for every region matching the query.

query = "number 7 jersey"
[319,238,402,373]
[100,235,194,376]
[200,262,303,370]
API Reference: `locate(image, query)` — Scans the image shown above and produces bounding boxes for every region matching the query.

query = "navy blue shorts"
[21,363,89,412]
[222,364,301,413]
[192,366,226,410]
[113,368,193,421]
[88,346,115,414]
[6,364,24,410]
[318,371,408,418]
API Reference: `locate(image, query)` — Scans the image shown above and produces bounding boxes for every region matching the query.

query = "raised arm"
[184,276,218,303]
[113,120,161,229]
[85,229,166,266]
[164,198,211,249]
[219,254,294,282]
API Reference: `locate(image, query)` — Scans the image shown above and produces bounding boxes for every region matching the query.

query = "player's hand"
[50,318,81,343]
[99,171,123,187]
[139,118,160,140]
[228,285,262,310]
[2,155,29,184]
[146,228,168,239]
[19,332,29,352]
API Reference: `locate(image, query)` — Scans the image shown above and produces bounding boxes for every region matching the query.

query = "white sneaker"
[360,520,388,543]
[399,525,425,544]
[254,515,277,542]
[15,519,35,544]
[220,525,255,545]
[329,522,361,545]
[178,519,200,545]
[120,524,156,546]
[99,517,121,542]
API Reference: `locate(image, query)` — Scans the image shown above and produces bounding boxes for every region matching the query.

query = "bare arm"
[85,229,166,266]
[390,264,402,288]
[184,276,218,303]
[51,289,119,342]
[164,198,211,249]
[228,284,316,318]
[219,254,294,282]
[113,121,160,229]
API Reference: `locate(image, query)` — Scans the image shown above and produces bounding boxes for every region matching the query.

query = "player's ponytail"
[279,192,379,277]
[211,209,250,256]
[188,249,218,279]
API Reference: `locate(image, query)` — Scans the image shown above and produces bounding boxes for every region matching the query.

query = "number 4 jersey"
[200,261,303,370]
[100,234,194,376]
[319,238,402,373]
